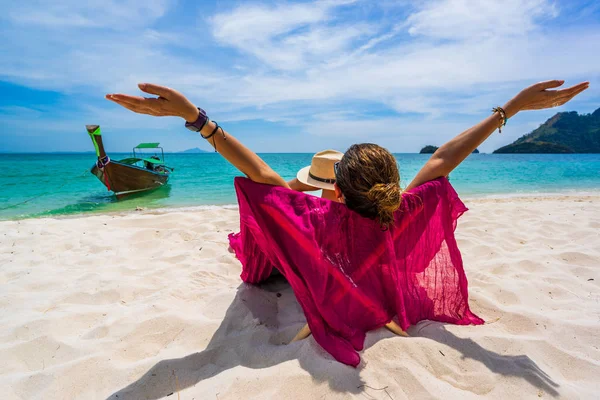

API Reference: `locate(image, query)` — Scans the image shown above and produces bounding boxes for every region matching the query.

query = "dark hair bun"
[367,182,401,225]
[335,143,402,228]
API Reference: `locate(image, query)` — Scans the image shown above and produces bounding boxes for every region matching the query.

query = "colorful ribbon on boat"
[97,156,110,169]
[96,156,111,191]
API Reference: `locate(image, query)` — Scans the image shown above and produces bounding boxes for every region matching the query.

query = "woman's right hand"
[106,83,200,122]
[505,80,589,117]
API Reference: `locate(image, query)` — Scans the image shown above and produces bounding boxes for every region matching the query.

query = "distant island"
[420,145,479,154]
[177,147,209,154]
[494,107,600,153]
[419,145,438,154]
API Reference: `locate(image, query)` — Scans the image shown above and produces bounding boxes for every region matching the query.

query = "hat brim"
[296,165,335,191]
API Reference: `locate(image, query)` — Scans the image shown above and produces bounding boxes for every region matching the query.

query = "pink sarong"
[228,177,483,366]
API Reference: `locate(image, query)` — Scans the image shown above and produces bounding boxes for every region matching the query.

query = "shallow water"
[1,153,599,220]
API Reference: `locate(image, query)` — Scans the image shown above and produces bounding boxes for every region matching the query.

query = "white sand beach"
[1,195,599,399]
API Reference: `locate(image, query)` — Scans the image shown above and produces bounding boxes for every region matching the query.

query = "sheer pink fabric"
[228,177,483,367]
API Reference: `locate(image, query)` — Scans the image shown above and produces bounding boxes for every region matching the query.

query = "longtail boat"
[86,125,172,199]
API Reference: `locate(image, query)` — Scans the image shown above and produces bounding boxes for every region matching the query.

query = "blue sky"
[0,0,599,153]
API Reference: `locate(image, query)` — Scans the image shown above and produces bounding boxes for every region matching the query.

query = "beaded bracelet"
[492,106,507,133]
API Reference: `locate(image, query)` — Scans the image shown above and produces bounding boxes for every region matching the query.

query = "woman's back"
[229,176,482,366]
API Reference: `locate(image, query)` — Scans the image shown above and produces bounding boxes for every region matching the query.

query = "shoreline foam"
[3,190,600,222]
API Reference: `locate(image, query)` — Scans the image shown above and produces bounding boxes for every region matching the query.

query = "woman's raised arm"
[406,80,589,191]
[106,83,289,188]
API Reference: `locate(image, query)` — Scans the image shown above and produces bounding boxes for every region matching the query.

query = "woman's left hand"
[106,83,200,122]
[507,80,589,115]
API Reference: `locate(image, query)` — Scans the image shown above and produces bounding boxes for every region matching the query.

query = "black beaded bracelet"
[200,121,220,140]
[201,121,227,152]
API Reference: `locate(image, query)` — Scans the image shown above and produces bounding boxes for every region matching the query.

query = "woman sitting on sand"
[107,79,588,364]
[288,150,343,201]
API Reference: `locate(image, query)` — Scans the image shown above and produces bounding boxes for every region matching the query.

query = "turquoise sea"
[1,153,599,220]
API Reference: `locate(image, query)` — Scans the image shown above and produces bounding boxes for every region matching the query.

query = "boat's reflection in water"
[113,184,173,204]
[39,185,173,218]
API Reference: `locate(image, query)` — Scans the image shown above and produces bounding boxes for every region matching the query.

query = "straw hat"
[296,150,343,191]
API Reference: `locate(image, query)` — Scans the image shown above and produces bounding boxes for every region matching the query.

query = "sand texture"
[1,196,599,399]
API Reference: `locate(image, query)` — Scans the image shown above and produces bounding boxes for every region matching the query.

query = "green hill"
[494,108,600,153]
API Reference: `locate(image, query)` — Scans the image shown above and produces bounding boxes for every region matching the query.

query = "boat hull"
[91,161,170,199]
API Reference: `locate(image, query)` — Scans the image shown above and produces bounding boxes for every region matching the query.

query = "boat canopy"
[131,142,166,165]
[119,157,165,165]
[135,142,161,149]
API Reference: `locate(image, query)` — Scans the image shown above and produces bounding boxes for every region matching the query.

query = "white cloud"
[211,3,327,43]
[0,0,598,153]
[405,0,558,39]
[209,0,367,70]
[218,27,599,111]
[199,0,598,119]
[8,0,171,28]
